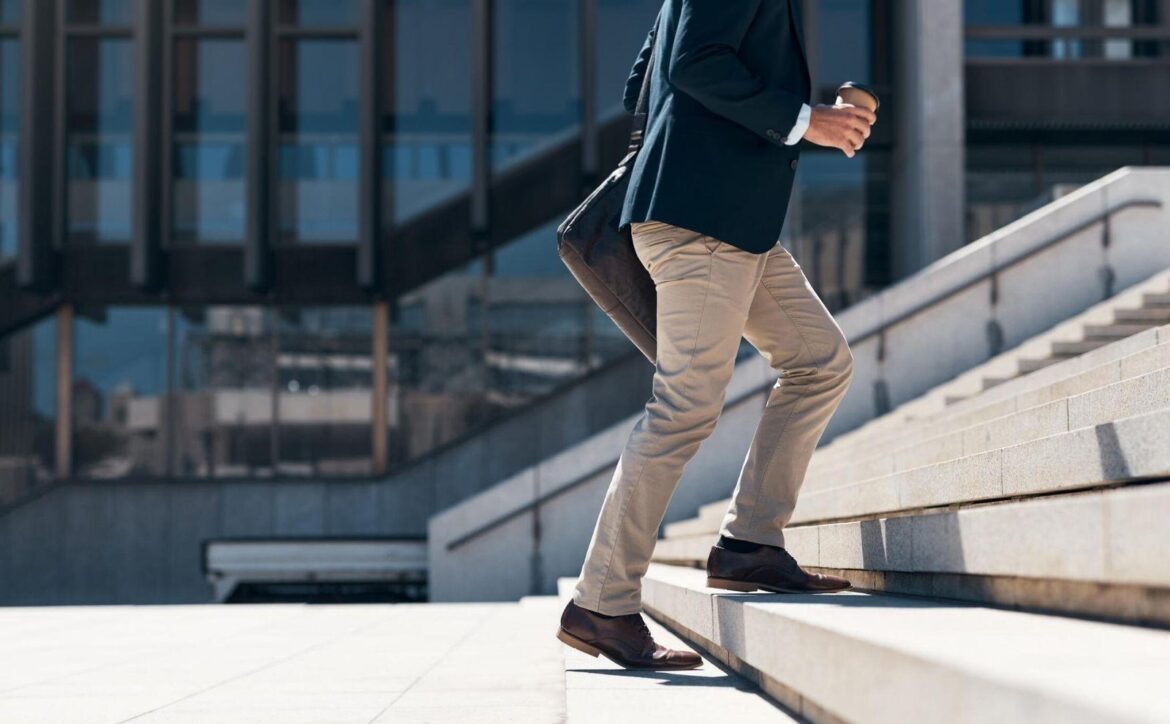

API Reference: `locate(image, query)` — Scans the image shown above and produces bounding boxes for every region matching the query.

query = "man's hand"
[803,104,876,158]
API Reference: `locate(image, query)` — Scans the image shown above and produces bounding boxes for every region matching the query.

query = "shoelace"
[626,614,656,654]
[773,545,798,567]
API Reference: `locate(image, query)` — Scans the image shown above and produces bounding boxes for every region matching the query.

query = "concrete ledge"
[813,323,1168,471]
[799,340,1170,494]
[664,345,1169,540]
[655,482,1170,626]
[643,563,1170,724]
[668,394,1170,536]
[794,405,1170,523]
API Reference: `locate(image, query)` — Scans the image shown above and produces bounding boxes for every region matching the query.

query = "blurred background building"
[0,0,1168,604]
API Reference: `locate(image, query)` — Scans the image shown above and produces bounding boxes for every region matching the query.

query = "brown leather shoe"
[706,543,852,593]
[556,600,702,670]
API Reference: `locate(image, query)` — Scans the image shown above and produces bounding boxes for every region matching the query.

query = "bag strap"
[627,12,660,154]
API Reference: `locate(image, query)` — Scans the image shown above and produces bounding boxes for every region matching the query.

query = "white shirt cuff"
[784,103,812,146]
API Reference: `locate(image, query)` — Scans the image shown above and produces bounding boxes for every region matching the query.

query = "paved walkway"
[0,597,791,723]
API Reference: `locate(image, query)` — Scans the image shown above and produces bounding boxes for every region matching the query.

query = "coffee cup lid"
[836,81,880,111]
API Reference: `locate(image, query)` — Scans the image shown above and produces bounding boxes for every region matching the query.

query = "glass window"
[66,0,134,25]
[817,0,871,96]
[174,0,248,27]
[278,0,358,26]
[1051,0,1082,59]
[274,307,373,476]
[387,219,632,468]
[0,38,18,262]
[784,151,889,307]
[595,0,660,118]
[73,307,169,479]
[172,306,275,478]
[965,0,1049,58]
[965,144,1148,242]
[382,0,473,224]
[491,0,579,169]
[173,38,247,244]
[1103,0,1133,59]
[278,38,359,244]
[0,317,57,498]
[66,37,135,244]
[966,144,1042,242]
[964,0,1028,26]
[0,0,20,25]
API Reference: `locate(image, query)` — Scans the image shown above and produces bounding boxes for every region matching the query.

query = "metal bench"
[203,537,427,603]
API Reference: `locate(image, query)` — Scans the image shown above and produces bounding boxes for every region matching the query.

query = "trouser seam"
[592,241,717,611]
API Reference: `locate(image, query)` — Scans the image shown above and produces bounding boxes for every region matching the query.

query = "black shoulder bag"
[555,18,659,363]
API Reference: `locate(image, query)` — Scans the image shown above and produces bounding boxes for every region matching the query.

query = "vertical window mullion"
[470,0,492,250]
[131,0,162,288]
[245,0,272,288]
[357,0,382,289]
[17,0,57,288]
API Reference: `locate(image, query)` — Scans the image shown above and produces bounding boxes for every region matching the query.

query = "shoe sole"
[555,627,703,671]
[706,576,851,594]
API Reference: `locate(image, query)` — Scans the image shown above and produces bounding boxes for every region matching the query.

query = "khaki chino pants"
[571,219,855,616]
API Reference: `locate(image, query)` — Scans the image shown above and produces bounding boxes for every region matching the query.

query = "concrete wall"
[0,477,430,604]
[832,166,1170,439]
[429,168,1170,604]
[0,347,653,605]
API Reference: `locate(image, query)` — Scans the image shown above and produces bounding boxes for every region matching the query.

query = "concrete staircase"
[643,323,1170,722]
[938,268,1170,404]
[642,565,1170,724]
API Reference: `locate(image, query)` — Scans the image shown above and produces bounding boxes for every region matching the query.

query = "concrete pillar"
[890,0,966,279]
[372,301,390,475]
[54,305,73,479]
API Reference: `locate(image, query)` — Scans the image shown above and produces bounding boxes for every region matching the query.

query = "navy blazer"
[618,0,812,254]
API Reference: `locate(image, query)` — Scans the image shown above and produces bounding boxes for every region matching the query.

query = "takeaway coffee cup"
[835,81,880,112]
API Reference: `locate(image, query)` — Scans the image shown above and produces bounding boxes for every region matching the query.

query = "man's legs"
[571,220,763,616]
[719,243,854,548]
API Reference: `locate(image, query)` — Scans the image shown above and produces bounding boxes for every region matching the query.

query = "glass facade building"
[0,1,19,263]
[963,0,1170,240]
[0,0,1167,498]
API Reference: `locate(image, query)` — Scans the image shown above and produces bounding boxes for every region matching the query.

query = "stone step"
[821,271,1170,456]
[641,563,1170,724]
[554,582,795,723]
[922,270,1170,410]
[978,374,1014,390]
[1016,355,1067,374]
[667,329,1170,555]
[792,342,1170,499]
[1115,307,1170,322]
[827,318,1168,455]
[1142,292,1170,306]
[806,326,1168,472]
[1082,322,1158,340]
[792,404,1170,525]
[656,481,1170,626]
[666,397,1170,540]
[1050,338,1111,355]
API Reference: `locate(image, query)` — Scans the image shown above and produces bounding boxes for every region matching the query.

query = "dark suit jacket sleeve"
[622,22,658,115]
[668,0,807,146]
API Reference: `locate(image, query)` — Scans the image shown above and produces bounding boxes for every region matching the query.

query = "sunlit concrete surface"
[562,610,797,724]
[0,600,566,723]
[0,595,780,723]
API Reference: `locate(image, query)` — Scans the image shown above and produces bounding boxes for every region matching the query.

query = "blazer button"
[790,159,799,170]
